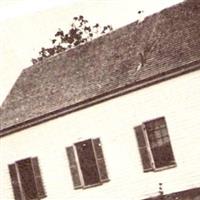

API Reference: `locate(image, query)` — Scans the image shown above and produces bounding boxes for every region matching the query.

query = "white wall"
[1,70,200,200]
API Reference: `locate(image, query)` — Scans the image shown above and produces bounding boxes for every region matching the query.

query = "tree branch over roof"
[32,15,113,64]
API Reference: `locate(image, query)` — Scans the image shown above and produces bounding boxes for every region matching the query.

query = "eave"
[1,59,199,137]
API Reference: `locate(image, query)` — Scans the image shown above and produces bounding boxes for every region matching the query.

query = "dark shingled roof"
[1,0,200,136]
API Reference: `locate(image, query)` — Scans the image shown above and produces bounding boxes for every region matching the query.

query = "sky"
[0,0,183,105]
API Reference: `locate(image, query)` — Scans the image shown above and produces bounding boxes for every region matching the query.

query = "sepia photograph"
[0,0,200,199]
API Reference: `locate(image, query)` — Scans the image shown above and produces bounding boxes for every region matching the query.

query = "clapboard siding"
[0,70,200,199]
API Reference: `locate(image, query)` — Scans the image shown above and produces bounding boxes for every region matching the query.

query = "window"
[66,138,109,189]
[134,117,176,172]
[8,157,46,200]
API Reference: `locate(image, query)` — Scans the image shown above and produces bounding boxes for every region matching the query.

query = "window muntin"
[135,117,176,172]
[147,123,170,148]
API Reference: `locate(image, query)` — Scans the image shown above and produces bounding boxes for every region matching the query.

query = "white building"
[0,0,200,199]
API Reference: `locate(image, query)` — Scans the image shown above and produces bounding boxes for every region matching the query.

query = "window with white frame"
[134,117,176,172]
[66,138,109,189]
[8,157,46,200]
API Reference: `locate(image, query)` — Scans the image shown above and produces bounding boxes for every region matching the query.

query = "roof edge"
[1,59,200,137]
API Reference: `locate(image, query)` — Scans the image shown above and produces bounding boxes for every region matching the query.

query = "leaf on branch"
[69,28,78,37]
[74,40,81,46]
[79,21,83,27]
[55,29,64,37]
[84,26,91,32]
[31,58,38,64]
[52,39,57,44]
[79,15,84,20]
[81,38,87,43]
[83,20,88,24]
[46,48,55,56]
[56,45,66,53]
[38,57,43,61]
[61,34,69,43]
[66,36,74,44]
[93,23,99,28]
[107,25,113,31]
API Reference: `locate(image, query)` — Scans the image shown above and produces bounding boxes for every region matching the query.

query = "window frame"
[66,138,109,189]
[135,117,176,172]
[8,157,46,200]
[75,139,101,188]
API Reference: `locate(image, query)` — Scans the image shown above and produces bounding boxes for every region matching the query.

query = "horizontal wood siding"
[0,70,200,200]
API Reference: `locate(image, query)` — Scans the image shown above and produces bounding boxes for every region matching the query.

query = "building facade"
[0,0,200,199]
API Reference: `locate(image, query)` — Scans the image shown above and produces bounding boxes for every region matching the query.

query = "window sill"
[153,163,177,172]
[83,179,110,189]
[75,179,110,190]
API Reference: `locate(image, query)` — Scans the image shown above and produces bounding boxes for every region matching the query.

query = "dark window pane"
[160,128,168,137]
[148,131,156,143]
[17,158,38,199]
[155,130,161,139]
[152,143,175,168]
[145,117,165,132]
[8,164,23,200]
[144,117,176,169]
[163,137,170,144]
[146,118,167,147]
[75,139,100,186]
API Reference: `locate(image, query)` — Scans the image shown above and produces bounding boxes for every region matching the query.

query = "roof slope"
[1,0,200,136]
